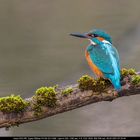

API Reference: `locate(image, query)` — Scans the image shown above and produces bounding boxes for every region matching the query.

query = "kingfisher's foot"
[114,84,130,97]
[113,91,119,96]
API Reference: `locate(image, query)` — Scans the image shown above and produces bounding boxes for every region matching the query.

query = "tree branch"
[0,71,140,129]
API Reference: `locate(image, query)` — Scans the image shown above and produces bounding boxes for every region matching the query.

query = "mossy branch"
[0,68,140,129]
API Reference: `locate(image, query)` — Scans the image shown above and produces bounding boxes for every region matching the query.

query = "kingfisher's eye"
[88,33,98,37]
[88,33,94,37]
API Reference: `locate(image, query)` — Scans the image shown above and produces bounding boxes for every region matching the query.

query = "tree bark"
[0,74,140,129]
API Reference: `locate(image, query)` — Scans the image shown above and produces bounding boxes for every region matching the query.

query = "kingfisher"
[70,29,121,91]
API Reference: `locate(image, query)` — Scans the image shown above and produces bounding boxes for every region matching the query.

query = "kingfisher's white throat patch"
[102,39,111,45]
[88,39,96,45]
[88,39,111,46]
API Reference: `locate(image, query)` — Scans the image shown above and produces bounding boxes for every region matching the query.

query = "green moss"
[61,87,73,96]
[128,69,136,75]
[96,77,111,91]
[0,95,29,113]
[32,86,57,116]
[131,75,140,85]
[78,75,96,91]
[78,75,111,92]
[35,86,57,107]
[121,68,136,77]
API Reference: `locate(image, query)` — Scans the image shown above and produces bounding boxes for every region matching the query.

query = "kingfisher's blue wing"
[111,45,121,71]
[87,43,120,74]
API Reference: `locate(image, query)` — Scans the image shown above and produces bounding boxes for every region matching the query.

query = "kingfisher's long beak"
[70,33,88,38]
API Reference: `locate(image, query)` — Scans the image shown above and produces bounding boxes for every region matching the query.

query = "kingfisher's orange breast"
[85,50,103,77]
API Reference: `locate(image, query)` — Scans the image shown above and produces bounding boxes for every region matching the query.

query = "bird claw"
[113,91,119,97]
[113,84,130,97]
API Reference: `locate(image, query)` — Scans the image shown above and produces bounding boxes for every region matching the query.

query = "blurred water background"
[0,0,140,136]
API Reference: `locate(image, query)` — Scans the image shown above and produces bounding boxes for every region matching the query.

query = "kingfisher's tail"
[113,81,121,91]
[104,73,121,91]
[109,75,121,91]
